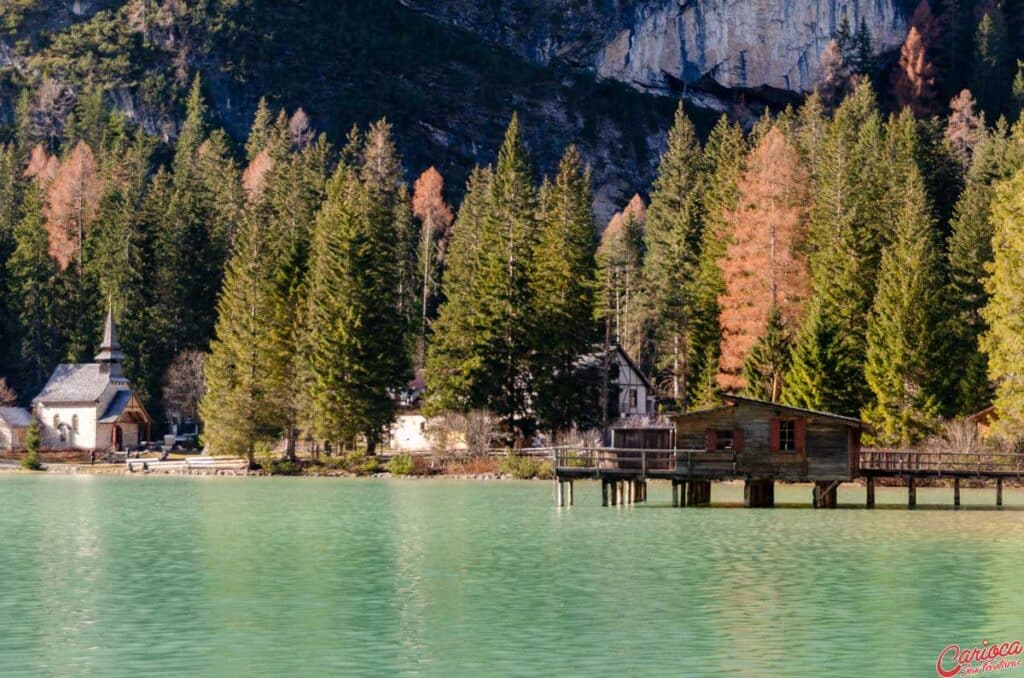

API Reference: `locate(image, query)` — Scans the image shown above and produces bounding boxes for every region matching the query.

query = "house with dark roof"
[0,407,32,451]
[31,309,153,451]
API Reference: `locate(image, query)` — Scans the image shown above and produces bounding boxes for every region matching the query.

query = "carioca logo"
[936,640,1024,677]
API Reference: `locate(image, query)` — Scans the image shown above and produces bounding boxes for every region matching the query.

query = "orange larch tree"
[411,166,454,369]
[718,125,810,392]
[891,0,941,115]
[43,141,100,274]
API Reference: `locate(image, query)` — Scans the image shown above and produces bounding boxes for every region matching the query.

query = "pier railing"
[859,449,1024,476]
[547,447,731,475]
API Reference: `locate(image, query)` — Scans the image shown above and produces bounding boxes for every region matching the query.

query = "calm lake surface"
[1,476,1022,677]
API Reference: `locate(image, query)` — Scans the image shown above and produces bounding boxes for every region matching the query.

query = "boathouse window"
[778,420,796,452]
[705,429,742,451]
[628,388,638,410]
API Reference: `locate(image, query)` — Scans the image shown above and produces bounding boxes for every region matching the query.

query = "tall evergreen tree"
[742,306,792,402]
[529,145,597,434]
[973,9,1013,118]
[302,158,410,452]
[784,298,860,414]
[642,104,704,407]
[424,167,495,414]
[981,164,1024,438]
[948,119,1021,413]
[806,82,886,411]
[200,206,276,462]
[6,183,71,391]
[863,165,944,445]
[426,116,540,436]
[0,144,24,381]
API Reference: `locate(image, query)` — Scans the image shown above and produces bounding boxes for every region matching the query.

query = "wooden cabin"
[673,394,865,482]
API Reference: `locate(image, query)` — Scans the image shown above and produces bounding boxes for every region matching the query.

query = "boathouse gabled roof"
[681,393,865,428]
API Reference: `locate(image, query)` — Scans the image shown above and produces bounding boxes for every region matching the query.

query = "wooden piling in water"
[744,479,774,508]
[997,477,1003,507]
[954,478,960,508]
[866,476,875,508]
[556,480,564,508]
[908,477,916,508]
[813,481,837,508]
[566,480,573,507]
[602,480,609,507]
[671,480,679,507]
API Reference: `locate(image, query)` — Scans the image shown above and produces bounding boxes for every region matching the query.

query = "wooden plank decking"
[549,447,1023,508]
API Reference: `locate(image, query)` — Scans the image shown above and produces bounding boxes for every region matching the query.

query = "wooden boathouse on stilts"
[553,394,1023,509]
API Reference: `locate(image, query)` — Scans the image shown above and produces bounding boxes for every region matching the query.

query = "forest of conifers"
[4,70,1024,453]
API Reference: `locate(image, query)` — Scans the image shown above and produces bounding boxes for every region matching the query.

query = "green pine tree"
[852,18,873,74]
[862,164,944,446]
[200,206,276,462]
[7,182,72,391]
[529,145,597,434]
[246,97,274,161]
[742,307,792,402]
[22,418,41,470]
[806,82,886,412]
[424,166,494,414]
[980,164,1024,439]
[643,103,704,408]
[301,160,410,452]
[784,297,860,415]
[947,119,1021,413]
[973,10,1013,118]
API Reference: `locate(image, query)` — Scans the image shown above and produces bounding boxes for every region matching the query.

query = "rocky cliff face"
[412,0,909,102]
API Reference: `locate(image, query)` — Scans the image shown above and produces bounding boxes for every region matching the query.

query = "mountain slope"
[1,0,721,220]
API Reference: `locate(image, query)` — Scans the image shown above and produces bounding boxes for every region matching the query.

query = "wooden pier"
[551,447,1023,509]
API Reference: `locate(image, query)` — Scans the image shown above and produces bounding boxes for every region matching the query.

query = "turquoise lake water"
[1,475,1022,677]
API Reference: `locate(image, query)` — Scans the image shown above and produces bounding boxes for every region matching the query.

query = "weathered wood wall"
[674,401,856,481]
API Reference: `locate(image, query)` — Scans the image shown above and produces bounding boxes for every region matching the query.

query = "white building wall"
[388,414,432,452]
[35,404,99,450]
[614,353,650,417]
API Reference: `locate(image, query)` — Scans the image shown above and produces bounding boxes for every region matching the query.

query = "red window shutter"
[704,428,717,452]
[795,419,807,455]
[733,428,744,452]
[769,419,780,453]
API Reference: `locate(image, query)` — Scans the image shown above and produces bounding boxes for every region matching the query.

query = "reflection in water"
[0,476,1022,676]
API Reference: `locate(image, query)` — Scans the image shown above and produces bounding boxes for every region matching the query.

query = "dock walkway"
[549,447,1023,508]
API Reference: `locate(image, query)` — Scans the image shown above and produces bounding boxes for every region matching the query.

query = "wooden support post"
[744,479,774,508]
[997,477,1003,507]
[602,479,609,507]
[556,480,564,508]
[866,476,875,508]
[628,480,635,505]
[616,481,623,506]
[671,480,679,507]
[567,480,574,507]
[954,477,960,508]
[908,477,916,508]
[813,481,837,508]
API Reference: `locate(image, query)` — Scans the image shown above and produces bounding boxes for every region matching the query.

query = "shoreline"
[2,464,1022,490]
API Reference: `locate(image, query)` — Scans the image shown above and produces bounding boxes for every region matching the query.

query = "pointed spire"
[95,302,125,372]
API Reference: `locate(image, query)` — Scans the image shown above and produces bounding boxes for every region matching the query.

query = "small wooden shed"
[673,394,865,481]
[0,407,32,451]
